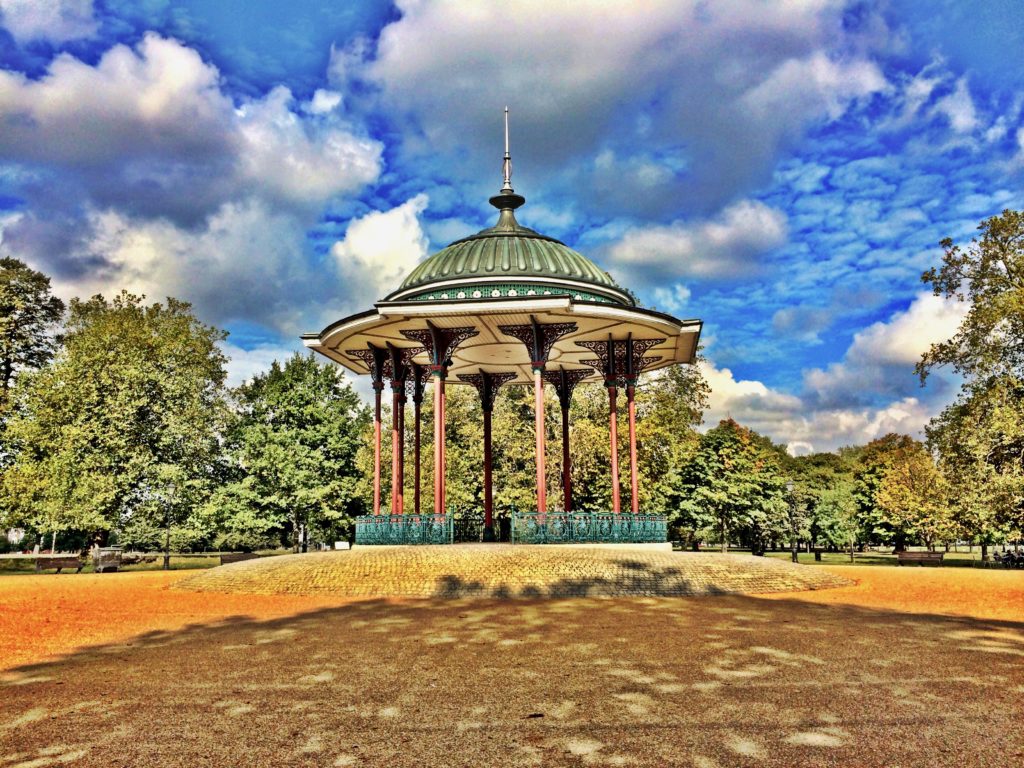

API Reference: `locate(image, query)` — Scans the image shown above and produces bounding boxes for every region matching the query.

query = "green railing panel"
[511,512,667,544]
[354,514,452,545]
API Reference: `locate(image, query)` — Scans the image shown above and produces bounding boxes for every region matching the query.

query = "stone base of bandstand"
[176,544,851,599]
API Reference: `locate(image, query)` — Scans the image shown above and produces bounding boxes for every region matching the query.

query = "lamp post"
[786,480,798,564]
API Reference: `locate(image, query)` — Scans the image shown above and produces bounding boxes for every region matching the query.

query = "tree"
[927,375,1024,559]
[919,209,1024,557]
[0,257,64,407]
[2,292,227,550]
[918,209,1024,383]
[674,419,787,553]
[206,353,369,551]
[850,434,916,550]
[875,439,951,551]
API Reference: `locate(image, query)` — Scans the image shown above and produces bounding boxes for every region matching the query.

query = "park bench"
[220,553,259,565]
[896,551,944,566]
[34,556,83,574]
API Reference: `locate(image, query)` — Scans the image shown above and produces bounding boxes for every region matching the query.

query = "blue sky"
[0,0,1021,452]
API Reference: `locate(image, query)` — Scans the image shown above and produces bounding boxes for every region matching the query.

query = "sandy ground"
[1,566,1022,767]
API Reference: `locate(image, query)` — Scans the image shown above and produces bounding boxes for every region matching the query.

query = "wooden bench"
[35,556,83,573]
[896,551,944,566]
[220,553,259,565]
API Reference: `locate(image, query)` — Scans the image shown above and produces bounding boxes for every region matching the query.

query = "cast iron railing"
[511,512,667,544]
[354,513,452,545]
[353,511,667,545]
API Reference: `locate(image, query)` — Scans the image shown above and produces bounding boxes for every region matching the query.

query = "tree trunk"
[981,542,989,562]
[51,530,57,554]
[720,517,728,553]
[163,512,171,571]
[849,536,855,563]
[791,535,798,563]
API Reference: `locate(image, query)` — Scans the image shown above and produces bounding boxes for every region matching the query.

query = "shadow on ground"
[2,568,1022,767]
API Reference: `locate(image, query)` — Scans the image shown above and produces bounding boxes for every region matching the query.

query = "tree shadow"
[2,582,1022,767]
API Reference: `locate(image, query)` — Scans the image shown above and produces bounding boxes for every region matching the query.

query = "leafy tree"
[918,209,1024,382]
[927,375,1024,559]
[2,292,226,549]
[814,482,859,557]
[0,257,64,409]
[918,209,1024,556]
[875,439,951,551]
[206,353,369,551]
[850,434,916,550]
[674,419,787,553]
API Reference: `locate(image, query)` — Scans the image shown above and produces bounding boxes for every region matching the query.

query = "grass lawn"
[0,551,287,576]
[764,549,1010,567]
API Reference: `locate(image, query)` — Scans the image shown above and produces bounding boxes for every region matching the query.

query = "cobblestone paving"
[176,545,850,597]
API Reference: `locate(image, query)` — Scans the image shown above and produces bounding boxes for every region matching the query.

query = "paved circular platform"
[175,545,851,598]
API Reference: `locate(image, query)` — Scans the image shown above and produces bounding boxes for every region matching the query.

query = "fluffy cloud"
[703,360,940,454]
[804,292,968,407]
[0,34,382,223]
[365,0,889,214]
[331,194,430,301]
[220,341,306,387]
[605,200,787,284]
[0,0,96,44]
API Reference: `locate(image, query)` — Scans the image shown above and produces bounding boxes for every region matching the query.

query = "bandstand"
[303,113,702,544]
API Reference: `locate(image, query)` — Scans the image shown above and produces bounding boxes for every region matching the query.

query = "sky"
[0,0,1021,454]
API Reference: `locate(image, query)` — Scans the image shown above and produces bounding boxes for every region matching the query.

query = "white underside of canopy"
[303,297,701,385]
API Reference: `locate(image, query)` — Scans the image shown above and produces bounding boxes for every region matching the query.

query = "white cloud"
[220,342,304,387]
[0,34,382,220]
[0,0,96,44]
[236,86,381,206]
[331,194,430,301]
[651,284,691,314]
[932,76,978,134]
[606,200,787,283]
[365,0,890,212]
[804,292,968,407]
[702,359,939,454]
[308,89,343,115]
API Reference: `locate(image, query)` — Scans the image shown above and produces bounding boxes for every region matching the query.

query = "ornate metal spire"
[489,106,525,214]
[501,106,513,194]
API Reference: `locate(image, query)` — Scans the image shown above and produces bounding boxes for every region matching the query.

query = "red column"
[433,371,446,514]
[534,368,547,514]
[483,406,494,537]
[391,386,401,515]
[561,401,571,512]
[608,383,621,514]
[373,384,382,515]
[627,381,639,514]
[414,397,421,515]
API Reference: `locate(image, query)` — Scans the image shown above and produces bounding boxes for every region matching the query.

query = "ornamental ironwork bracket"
[401,320,479,373]
[346,343,391,390]
[457,370,517,412]
[542,366,591,410]
[498,315,577,370]
[577,334,665,387]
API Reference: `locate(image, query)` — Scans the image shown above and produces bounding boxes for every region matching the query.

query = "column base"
[482,525,497,543]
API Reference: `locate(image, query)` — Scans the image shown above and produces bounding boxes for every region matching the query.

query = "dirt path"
[2,565,1022,767]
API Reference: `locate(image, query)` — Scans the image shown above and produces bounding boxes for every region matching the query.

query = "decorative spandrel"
[542,367,590,410]
[346,344,391,387]
[498,316,577,368]
[401,321,479,370]
[577,336,667,384]
[386,343,426,388]
[457,371,517,412]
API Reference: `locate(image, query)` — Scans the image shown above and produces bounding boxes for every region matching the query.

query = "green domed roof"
[386,196,633,306]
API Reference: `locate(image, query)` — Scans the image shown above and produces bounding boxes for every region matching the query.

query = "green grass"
[763,549,1005,567]
[0,552,284,576]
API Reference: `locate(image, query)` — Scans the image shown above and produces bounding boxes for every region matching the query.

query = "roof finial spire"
[501,105,513,193]
[489,106,526,213]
